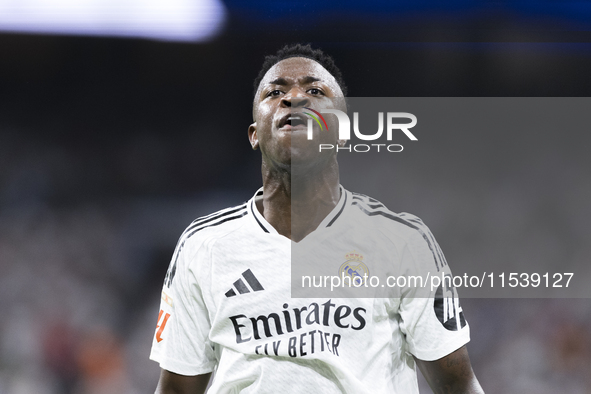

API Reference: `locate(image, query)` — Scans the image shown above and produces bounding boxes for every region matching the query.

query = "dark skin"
[155,57,484,394]
[416,346,484,394]
[155,370,211,394]
[248,57,347,242]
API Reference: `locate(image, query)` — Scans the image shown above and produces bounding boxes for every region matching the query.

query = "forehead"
[259,57,339,90]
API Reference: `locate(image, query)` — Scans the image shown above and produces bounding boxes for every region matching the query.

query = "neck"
[257,158,341,242]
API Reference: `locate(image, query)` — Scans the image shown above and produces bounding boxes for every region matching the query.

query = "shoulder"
[348,191,447,270]
[179,202,250,249]
[163,202,250,288]
[349,192,428,237]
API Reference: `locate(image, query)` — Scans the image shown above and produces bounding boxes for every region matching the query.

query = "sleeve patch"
[434,276,468,331]
[161,291,173,307]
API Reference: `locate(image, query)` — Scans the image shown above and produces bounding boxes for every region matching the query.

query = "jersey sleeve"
[149,234,217,375]
[396,216,470,361]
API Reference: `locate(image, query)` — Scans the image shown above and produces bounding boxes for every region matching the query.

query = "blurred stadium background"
[1,1,591,393]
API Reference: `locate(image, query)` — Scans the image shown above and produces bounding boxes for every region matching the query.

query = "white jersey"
[150,187,470,393]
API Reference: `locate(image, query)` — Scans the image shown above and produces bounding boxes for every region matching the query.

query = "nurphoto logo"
[303,108,418,153]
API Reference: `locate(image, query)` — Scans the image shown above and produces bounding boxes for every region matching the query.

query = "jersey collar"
[249,188,278,234]
[248,185,350,236]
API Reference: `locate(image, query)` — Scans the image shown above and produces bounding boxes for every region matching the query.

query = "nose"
[281,88,310,108]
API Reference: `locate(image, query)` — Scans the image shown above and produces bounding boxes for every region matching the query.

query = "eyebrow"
[268,77,288,86]
[300,76,322,84]
[267,76,322,86]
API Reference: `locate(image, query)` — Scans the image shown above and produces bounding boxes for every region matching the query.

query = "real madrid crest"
[338,251,370,285]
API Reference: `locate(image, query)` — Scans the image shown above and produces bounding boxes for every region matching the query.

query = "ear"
[248,122,259,150]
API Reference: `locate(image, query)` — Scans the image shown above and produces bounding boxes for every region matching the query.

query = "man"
[150,44,484,393]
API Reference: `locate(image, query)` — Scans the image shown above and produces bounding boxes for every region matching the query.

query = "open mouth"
[286,116,306,127]
[278,113,307,129]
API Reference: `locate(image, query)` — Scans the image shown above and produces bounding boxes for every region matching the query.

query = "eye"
[267,89,284,97]
[307,88,324,96]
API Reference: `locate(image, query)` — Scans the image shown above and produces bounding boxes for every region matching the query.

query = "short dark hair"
[253,43,347,97]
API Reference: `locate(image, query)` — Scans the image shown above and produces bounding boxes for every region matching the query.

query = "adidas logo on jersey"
[225,269,265,297]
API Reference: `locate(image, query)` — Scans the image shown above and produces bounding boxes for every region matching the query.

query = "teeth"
[283,115,306,127]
